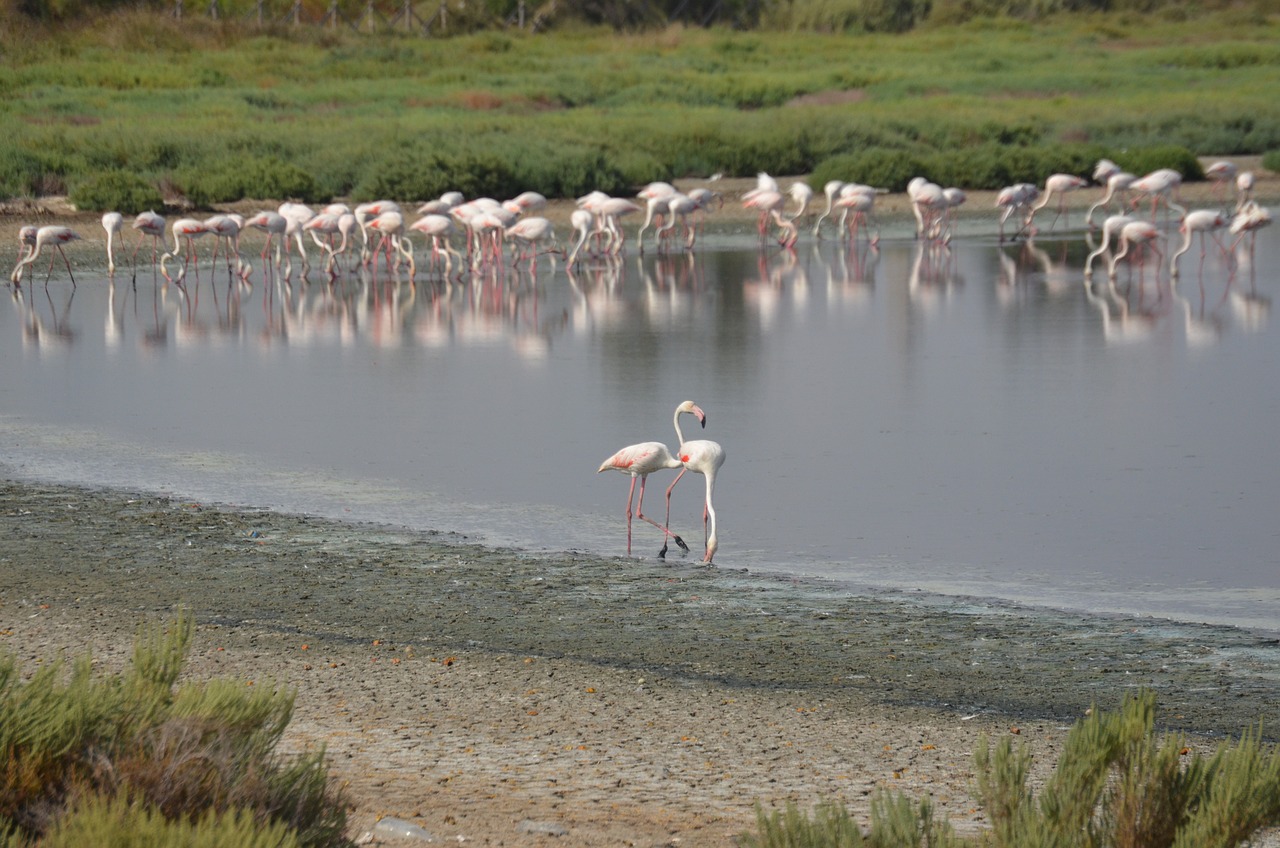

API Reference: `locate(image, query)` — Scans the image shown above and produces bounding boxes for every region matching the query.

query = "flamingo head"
[677,400,706,429]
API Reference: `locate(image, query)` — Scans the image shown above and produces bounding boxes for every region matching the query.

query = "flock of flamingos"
[6,156,1273,290]
[4,159,1272,563]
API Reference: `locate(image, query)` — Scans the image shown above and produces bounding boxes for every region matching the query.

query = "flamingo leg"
[636,476,688,558]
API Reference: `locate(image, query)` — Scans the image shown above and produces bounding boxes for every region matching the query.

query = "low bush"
[742,690,1280,847]
[69,170,165,213]
[0,611,348,847]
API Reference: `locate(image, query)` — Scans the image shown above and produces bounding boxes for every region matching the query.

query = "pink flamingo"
[505,216,558,265]
[1129,169,1186,221]
[1083,214,1135,278]
[203,213,245,275]
[129,210,167,271]
[1230,201,1271,252]
[836,187,879,244]
[996,183,1038,242]
[597,438,690,557]
[367,210,414,273]
[1086,171,1136,227]
[410,214,461,272]
[565,209,595,267]
[662,400,726,563]
[1170,209,1228,278]
[1107,220,1163,280]
[1235,172,1255,212]
[11,226,81,286]
[246,210,288,265]
[1204,160,1237,203]
[9,225,38,281]
[1026,173,1088,232]
[102,212,123,273]
[160,218,211,282]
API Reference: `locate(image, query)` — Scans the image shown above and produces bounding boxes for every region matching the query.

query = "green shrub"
[741,795,961,847]
[179,156,321,207]
[40,794,302,848]
[1264,150,1280,172]
[1113,145,1205,182]
[0,611,348,847]
[69,170,165,213]
[974,689,1280,848]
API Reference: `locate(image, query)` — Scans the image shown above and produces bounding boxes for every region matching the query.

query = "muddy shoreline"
[3,476,1279,844]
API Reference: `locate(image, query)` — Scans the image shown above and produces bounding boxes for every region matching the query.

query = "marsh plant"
[1,12,1277,210]
[743,690,1280,848]
[0,611,348,847]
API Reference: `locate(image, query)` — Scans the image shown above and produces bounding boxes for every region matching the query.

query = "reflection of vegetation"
[0,612,348,846]
[742,690,1280,848]
[2,11,1277,208]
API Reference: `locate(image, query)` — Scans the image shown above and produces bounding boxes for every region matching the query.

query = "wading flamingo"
[597,402,706,557]
[130,210,166,271]
[102,212,123,273]
[1083,214,1134,278]
[1107,220,1163,280]
[11,226,80,286]
[1026,173,1088,232]
[662,400,726,563]
[995,183,1038,242]
[1129,169,1186,222]
[1170,209,1229,278]
[160,218,212,282]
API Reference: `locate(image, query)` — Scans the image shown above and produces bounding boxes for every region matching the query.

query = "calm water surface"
[3,220,1278,633]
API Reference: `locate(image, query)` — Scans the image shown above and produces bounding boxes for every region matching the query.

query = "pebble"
[519,819,569,837]
[375,816,436,841]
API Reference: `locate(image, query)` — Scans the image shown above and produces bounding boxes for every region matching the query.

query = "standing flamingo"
[1107,220,1163,280]
[565,209,596,267]
[1129,169,1186,222]
[246,210,288,266]
[1235,171,1255,212]
[597,440,690,558]
[1204,160,1237,204]
[662,400,725,563]
[410,214,462,273]
[995,183,1038,242]
[130,210,167,271]
[102,212,123,273]
[159,218,211,282]
[11,226,81,286]
[505,216,558,265]
[1170,209,1228,278]
[1026,173,1088,232]
[1083,214,1135,278]
[9,225,39,282]
[1086,171,1136,227]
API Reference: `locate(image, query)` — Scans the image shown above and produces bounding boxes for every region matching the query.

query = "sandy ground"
[3,480,1280,846]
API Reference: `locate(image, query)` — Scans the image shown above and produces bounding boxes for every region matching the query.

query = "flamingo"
[1129,169,1186,222]
[159,218,211,282]
[354,200,401,260]
[504,191,548,217]
[787,181,815,223]
[129,210,166,270]
[203,213,245,275]
[813,180,848,238]
[995,183,1038,242]
[367,210,414,273]
[1026,173,1088,232]
[11,226,80,286]
[835,187,879,245]
[101,212,123,273]
[505,216,558,264]
[662,400,726,564]
[1204,160,1237,203]
[742,189,785,241]
[595,197,641,255]
[246,210,288,265]
[1235,171,1255,212]
[565,209,595,267]
[9,225,40,283]
[1170,209,1229,278]
[1083,214,1134,278]
[1107,220,1163,280]
[597,432,691,558]
[410,214,462,272]
[1086,171,1136,227]
[637,194,674,252]
[907,177,945,239]
[1230,201,1272,251]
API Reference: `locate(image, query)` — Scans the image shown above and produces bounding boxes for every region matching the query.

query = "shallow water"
[3,218,1278,634]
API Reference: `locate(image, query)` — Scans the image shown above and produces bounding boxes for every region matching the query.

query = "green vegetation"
[742,690,1280,847]
[0,611,348,847]
[0,9,1277,210]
